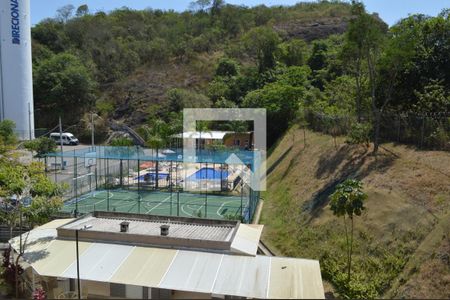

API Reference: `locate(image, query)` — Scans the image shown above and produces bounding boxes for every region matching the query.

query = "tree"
[31,19,67,53]
[207,79,231,103]
[189,0,211,12]
[23,137,57,159]
[341,31,367,122]
[142,119,171,189]
[276,65,311,87]
[34,52,96,127]
[242,27,280,72]
[278,39,307,67]
[413,80,450,112]
[381,13,450,112]
[0,161,63,239]
[215,57,239,77]
[243,82,302,145]
[196,121,211,151]
[0,120,17,155]
[330,179,367,283]
[308,36,345,90]
[0,161,63,297]
[372,18,415,151]
[56,5,75,23]
[345,2,387,153]
[75,5,89,17]
[308,40,328,72]
[210,0,225,17]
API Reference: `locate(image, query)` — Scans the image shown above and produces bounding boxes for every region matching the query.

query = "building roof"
[172,131,231,140]
[11,218,325,299]
[58,212,239,252]
[63,215,235,241]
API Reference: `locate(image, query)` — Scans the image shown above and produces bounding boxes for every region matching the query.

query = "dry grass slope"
[261,126,450,298]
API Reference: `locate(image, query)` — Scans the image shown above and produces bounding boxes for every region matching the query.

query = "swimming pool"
[188,167,228,180]
[135,172,170,181]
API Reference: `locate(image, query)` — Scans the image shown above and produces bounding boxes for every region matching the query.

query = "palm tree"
[142,119,170,189]
[196,121,211,151]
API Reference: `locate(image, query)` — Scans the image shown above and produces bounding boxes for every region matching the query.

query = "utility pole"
[59,117,64,170]
[76,225,91,299]
[76,229,80,300]
[91,112,95,149]
[28,102,32,140]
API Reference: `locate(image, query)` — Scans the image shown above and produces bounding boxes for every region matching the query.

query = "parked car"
[50,132,79,145]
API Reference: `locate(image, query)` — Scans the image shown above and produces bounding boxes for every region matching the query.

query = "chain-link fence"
[304,110,450,151]
[44,146,261,223]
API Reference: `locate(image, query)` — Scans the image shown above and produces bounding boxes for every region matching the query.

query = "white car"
[50,132,79,145]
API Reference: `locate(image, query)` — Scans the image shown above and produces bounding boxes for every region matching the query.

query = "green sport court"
[62,190,248,220]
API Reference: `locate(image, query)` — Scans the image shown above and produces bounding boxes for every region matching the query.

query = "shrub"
[24,137,57,158]
[347,122,372,146]
[110,137,134,146]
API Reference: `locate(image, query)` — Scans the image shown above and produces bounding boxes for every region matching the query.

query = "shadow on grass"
[281,147,306,180]
[267,146,293,176]
[305,145,397,222]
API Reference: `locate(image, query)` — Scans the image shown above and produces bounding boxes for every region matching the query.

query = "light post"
[75,229,80,299]
[91,112,95,149]
[75,225,91,299]
[59,117,64,170]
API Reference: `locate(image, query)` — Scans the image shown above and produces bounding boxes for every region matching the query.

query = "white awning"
[172,131,231,140]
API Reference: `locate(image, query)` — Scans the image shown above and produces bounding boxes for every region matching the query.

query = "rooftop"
[58,212,239,251]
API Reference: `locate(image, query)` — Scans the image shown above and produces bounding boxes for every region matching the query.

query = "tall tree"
[34,52,96,127]
[75,5,89,17]
[142,119,171,189]
[56,5,75,23]
[345,2,387,153]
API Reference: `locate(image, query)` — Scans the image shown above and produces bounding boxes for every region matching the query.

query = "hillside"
[99,4,352,127]
[100,54,218,126]
[261,127,450,298]
[31,1,353,131]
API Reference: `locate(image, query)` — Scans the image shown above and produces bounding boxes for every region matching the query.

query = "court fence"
[44,147,260,223]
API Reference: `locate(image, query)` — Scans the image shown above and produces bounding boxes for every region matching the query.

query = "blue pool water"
[188,167,228,180]
[135,172,170,181]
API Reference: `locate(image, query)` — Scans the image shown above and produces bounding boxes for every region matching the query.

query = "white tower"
[0,0,34,140]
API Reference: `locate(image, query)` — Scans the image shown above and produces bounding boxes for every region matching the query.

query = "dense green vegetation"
[31,1,449,149]
[31,1,354,141]
[0,121,64,298]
